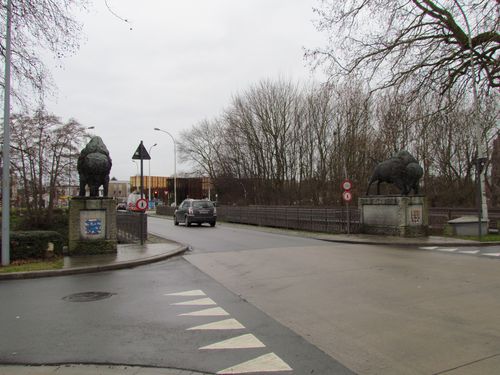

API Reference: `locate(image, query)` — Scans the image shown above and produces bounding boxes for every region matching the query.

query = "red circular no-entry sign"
[136,198,148,211]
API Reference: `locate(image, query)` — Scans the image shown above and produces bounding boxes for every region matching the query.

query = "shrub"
[0,231,64,262]
[7,208,69,244]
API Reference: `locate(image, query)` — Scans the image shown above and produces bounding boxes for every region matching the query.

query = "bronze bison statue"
[366,151,423,196]
[77,136,112,197]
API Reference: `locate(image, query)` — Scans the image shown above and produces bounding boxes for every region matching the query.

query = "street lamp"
[2,0,12,266]
[131,160,139,193]
[148,143,157,204]
[153,127,177,206]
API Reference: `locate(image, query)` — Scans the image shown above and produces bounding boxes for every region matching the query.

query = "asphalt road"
[1,217,499,375]
[0,218,351,375]
[153,217,500,374]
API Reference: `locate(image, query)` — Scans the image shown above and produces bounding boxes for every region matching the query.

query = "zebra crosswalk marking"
[167,289,293,374]
[200,334,266,350]
[165,290,206,297]
[171,297,217,306]
[179,307,230,317]
[187,318,246,331]
[216,352,293,374]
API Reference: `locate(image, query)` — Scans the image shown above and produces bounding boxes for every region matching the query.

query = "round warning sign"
[136,198,148,210]
[342,191,353,202]
[341,179,353,191]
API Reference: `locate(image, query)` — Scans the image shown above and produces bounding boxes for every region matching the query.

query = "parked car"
[174,199,217,227]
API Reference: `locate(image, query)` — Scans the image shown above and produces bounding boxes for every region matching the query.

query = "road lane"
[149,214,500,374]
[181,240,500,374]
[0,223,354,374]
[148,215,334,253]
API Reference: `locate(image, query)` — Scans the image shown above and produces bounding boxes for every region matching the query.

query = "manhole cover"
[63,292,116,302]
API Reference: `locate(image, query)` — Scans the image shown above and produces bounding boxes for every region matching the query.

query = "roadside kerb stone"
[0,364,214,375]
[0,245,188,280]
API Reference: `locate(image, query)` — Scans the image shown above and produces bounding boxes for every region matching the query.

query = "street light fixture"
[2,0,13,265]
[153,128,177,206]
[148,143,157,204]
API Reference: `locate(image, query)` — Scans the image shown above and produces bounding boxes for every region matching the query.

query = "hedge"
[0,231,64,262]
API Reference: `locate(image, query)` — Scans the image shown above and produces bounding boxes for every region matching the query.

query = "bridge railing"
[156,204,500,234]
[117,211,147,243]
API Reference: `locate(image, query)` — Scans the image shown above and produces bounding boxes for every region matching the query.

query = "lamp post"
[132,160,139,191]
[453,2,488,237]
[148,143,157,205]
[153,128,177,206]
[2,0,12,266]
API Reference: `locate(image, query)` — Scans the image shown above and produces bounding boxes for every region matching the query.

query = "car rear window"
[193,201,214,209]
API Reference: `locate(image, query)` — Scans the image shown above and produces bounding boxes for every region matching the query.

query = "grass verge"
[459,234,500,242]
[0,258,63,273]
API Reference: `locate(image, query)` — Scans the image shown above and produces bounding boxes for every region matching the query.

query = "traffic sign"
[341,179,353,191]
[136,198,148,210]
[132,141,151,160]
[342,191,353,202]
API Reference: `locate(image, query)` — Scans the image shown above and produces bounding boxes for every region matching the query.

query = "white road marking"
[420,246,438,250]
[482,253,500,257]
[179,307,230,317]
[165,290,206,297]
[171,298,217,306]
[458,250,480,255]
[187,318,245,331]
[437,248,458,252]
[200,334,266,350]
[216,352,292,374]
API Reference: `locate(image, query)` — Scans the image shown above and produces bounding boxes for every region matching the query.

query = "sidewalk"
[0,364,213,375]
[313,232,490,246]
[0,240,188,280]
[217,220,495,247]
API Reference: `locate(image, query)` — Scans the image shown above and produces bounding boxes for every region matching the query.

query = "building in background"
[130,176,213,206]
[108,179,130,203]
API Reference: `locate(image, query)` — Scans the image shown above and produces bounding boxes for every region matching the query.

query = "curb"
[315,238,500,247]
[0,364,214,375]
[0,245,188,281]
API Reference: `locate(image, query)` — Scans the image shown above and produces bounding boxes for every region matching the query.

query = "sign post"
[132,141,151,245]
[341,179,353,235]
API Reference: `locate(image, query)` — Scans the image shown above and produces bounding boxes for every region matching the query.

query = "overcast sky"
[44,0,327,180]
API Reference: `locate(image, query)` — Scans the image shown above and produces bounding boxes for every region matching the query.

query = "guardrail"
[156,205,500,234]
[220,206,360,233]
[157,205,360,233]
[117,211,147,243]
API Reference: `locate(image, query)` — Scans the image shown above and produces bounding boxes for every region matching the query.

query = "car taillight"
[188,207,193,215]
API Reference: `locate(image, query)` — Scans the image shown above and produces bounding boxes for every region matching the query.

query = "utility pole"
[2,0,12,266]
[453,0,489,237]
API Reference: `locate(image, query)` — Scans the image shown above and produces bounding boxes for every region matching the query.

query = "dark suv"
[174,199,217,227]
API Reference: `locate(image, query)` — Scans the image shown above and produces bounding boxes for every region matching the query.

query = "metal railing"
[156,204,500,234]
[157,205,360,233]
[117,211,147,243]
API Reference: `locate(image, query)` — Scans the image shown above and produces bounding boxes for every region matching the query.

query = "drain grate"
[63,291,116,302]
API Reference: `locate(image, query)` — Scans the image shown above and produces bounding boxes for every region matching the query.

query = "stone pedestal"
[359,195,428,237]
[68,197,117,255]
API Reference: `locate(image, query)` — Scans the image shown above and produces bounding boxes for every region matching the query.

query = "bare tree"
[178,118,226,179]
[7,109,89,225]
[0,0,87,105]
[307,0,499,98]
